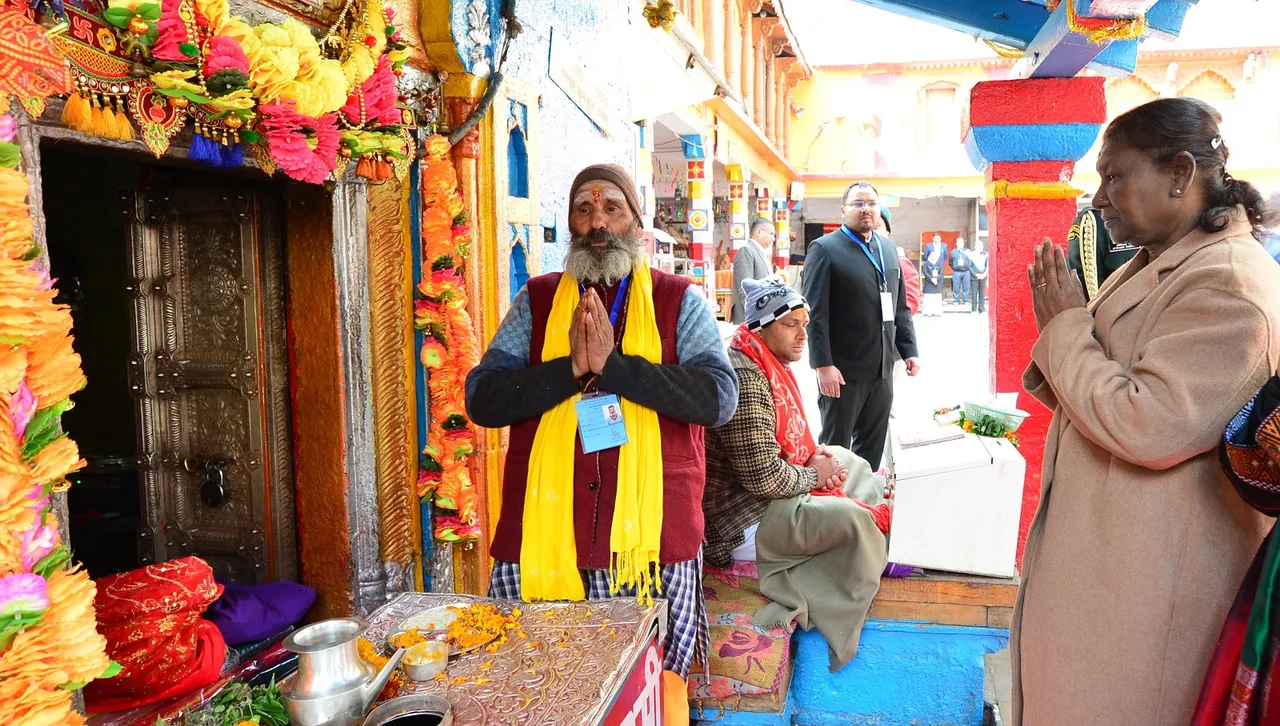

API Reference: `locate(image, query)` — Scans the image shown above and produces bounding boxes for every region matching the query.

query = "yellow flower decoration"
[206,88,255,113]
[223,18,347,117]
[150,69,205,95]
[96,28,117,52]
[279,19,347,116]
[195,0,230,33]
[341,44,376,89]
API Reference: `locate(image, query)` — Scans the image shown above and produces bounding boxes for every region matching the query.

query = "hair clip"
[1211,136,1223,150]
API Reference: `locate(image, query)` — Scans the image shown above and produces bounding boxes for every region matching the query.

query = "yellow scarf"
[521,263,665,603]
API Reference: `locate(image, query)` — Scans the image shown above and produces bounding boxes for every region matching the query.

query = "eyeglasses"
[845,201,879,210]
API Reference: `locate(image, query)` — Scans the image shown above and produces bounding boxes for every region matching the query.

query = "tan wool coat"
[1011,216,1280,726]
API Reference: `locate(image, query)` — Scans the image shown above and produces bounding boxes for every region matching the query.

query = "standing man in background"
[920,233,947,317]
[897,246,921,317]
[967,239,988,314]
[948,236,970,308]
[804,181,921,470]
[731,217,775,324]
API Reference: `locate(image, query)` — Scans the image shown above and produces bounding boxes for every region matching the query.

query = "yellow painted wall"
[791,49,1280,199]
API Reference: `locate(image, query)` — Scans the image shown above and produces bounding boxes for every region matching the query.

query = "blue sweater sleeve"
[465,288,579,428]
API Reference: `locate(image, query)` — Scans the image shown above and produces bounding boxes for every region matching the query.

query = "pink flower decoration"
[27,482,48,515]
[20,525,57,572]
[0,115,16,143]
[340,56,401,128]
[258,102,340,184]
[10,381,36,444]
[152,0,192,62]
[0,573,50,616]
[203,36,250,77]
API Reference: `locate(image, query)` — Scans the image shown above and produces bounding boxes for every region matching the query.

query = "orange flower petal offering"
[444,602,521,654]
[388,626,432,650]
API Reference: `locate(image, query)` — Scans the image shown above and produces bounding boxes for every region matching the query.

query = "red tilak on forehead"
[592,186,602,202]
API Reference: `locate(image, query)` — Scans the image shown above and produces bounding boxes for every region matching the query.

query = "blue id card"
[576,392,629,454]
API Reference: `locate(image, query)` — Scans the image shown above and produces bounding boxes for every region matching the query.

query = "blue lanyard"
[580,274,631,327]
[838,226,887,288]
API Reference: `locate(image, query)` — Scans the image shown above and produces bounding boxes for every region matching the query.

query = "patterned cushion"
[688,562,793,712]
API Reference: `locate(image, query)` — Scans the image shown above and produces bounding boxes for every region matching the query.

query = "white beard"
[563,233,642,284]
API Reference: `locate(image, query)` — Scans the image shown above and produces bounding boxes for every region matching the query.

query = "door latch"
[184,456,233,507]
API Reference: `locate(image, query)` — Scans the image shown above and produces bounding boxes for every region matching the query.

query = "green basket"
[962,401,1030,432]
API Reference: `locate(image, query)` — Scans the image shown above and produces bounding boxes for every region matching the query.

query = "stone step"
[983,648,1012,726]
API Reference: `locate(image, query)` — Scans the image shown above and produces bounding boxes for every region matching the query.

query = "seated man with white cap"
[702,276,891,671]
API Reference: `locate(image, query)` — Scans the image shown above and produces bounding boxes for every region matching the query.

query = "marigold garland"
[1045,0,1147,45]
[0,85,112,722]
[415,135,482,544]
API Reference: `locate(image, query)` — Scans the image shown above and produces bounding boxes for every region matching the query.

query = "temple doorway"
[40,143,298,584]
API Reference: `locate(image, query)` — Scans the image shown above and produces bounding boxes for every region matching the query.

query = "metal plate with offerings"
[363,593,666,726]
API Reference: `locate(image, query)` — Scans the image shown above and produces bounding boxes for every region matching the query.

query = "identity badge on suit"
[803,186,919,469]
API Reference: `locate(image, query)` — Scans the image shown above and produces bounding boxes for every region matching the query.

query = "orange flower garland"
[0,98,112,723]
[415,135,482,543]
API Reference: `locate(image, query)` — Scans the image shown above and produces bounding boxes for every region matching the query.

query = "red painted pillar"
[964,77,1107,567]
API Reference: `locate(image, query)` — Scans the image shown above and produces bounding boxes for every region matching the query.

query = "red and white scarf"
[731,324,893,534]
[731,325,815,466]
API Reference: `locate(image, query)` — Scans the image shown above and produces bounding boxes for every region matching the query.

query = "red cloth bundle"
[84,556,226,712]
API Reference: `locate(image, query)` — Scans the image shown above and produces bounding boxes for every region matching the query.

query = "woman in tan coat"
[1013,98,1280,725]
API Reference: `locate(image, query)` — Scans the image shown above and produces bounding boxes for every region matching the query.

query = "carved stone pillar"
[772,54,788,148]
[723,0,738,90]
[741,15,754,112]
[764,54,776,141]
[784,87,793,157]
[753,21,766,127]
[702,0,723,81]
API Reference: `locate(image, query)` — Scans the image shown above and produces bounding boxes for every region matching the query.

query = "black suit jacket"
[803,226,919,381]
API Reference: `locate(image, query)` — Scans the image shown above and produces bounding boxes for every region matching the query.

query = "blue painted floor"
[694,620,1009,726]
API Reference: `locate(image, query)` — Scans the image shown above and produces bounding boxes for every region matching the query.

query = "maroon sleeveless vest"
[489,269,707,569]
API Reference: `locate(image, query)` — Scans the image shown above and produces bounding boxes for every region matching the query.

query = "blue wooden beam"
[846,0,1049,48]
[1015,0,1152,78]
[1087,38,1140,76]
[1145,0,1193,41]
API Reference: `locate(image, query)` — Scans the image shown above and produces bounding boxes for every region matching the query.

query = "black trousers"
[818,376,893,470]
[970,277,987,312]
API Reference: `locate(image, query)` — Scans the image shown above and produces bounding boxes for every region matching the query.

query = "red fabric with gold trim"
[84,557,226,709]
[0,7,71,101]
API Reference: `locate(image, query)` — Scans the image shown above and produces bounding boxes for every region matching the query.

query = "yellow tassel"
[60,93,92,133]
[111,106,134,141]
[87,99,112,139]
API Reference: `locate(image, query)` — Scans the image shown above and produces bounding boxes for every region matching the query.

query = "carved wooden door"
[122,186,297,584]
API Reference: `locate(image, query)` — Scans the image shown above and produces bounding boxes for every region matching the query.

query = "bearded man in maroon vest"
[465,164,737,681]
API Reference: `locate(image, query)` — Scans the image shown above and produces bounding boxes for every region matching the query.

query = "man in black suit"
[803,181,921,469]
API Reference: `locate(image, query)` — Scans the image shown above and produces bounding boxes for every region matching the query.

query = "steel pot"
[362,694,453,726]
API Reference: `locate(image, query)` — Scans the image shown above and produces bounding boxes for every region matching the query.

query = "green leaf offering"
[102,7,135,27]
[0,143,22,169]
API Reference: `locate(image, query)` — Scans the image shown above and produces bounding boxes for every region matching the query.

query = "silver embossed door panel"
[122,186,296,583]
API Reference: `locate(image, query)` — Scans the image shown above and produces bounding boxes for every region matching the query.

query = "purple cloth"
[205,581,316,645]
[882,563,916,578]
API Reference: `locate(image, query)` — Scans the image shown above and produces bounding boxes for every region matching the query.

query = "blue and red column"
[963,76,1106,565]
